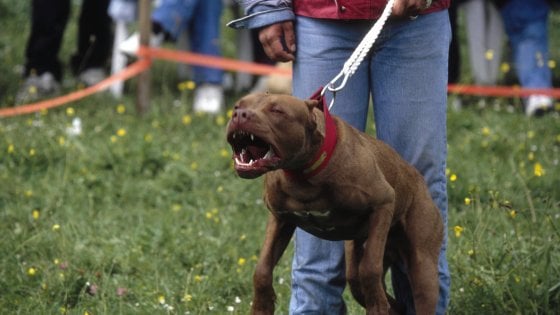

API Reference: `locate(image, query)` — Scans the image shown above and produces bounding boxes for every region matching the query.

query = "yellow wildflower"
[484,50,494,60]
[117,128,126,137]
[58,136,66,146]
[66,107,75,117]
[500,62,510,73]
[182,115,192,125]
[32,209,40,220]
[190,161,198,170]
[509,210,517,219]
[28,85,37,95]
[454,225,464,238]
[528,152,535,161]
[27,267,37,276]
[144,133,153,142]
[481,127,490,136]
[467,249,475,256]
[183,294,193,302]
[215,115,225,126]
[220,148,230,158]
[158,295,166,304]
[116,104,126,114]
[110,135,117,143]
[194,275,203,282]
[171,204,182,212]
[449,174,457,182]
[238,258,246,266]
[24,190,33,197]
[464,197,471,206]
[549,59,557,69]
[29,148,36,156]
[527,130,535,139]
[227,109,233,119]
[178,80,196,91]
[52,224,61,231]
[534,162,544,177]
[8,144,14,154]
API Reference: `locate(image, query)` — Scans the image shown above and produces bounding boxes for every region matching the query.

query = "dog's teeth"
[233,133,236,139]
[264,147,274,159]
[250,134,254,141]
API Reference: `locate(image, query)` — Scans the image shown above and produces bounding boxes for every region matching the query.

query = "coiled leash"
[319,0,396,110]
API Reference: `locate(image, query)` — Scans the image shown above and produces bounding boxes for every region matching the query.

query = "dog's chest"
[268,193,369,240]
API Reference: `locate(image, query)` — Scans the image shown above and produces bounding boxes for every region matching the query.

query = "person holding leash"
[229,0,451,313]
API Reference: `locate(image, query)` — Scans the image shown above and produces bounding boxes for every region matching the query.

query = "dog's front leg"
[252,214,295,315]
[360,203,395,315]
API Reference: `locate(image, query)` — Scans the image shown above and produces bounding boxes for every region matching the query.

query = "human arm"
[392,0,435,17]
[227,1,295,62]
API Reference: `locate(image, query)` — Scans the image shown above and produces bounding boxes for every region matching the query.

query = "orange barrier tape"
[138,46,292,77]
[2,45,559,118]
[448,84,560,98]
[140,46,560,98]
[0,59,151,118]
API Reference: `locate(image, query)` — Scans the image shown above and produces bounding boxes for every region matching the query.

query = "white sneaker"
[525,94,553,117]
[15,72,61,104]
[119,32,164,56]
[78,68,106,86]
[193,84,224,114]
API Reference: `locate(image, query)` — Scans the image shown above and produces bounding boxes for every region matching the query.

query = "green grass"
[1,1,560,314]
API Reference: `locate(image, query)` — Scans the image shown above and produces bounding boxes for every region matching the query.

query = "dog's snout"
[232,107,252,125]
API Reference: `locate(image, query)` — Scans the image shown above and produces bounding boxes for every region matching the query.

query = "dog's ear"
[305,99,319,111]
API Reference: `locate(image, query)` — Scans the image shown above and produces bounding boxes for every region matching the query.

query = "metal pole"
[136,0,151,114]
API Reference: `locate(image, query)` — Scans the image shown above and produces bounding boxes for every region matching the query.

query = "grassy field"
[1,1,560,314]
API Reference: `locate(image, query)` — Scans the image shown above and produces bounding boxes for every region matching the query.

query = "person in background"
[16,0,112,104]
[497,0,554,116]
[119,0,225,114]
[463,0,504,86]
[229,0,451,314]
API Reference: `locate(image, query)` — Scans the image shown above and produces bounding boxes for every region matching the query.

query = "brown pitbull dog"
[226,92,443,315]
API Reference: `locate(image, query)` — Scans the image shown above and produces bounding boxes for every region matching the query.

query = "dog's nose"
[232,107,252,125]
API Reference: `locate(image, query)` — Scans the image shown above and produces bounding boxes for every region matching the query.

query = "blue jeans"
[290,11,451,315]
[152,0,223,85]
[500,0,551,89]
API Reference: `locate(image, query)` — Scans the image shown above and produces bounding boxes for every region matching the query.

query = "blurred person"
[229,0,451,314]
[448,0,462,84]
[16,0,113,104]
[497,0,554,116]
[463,0,504,85]
[119,0,225,114]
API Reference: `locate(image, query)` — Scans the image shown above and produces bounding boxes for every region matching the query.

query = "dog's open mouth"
[227,130,281,178]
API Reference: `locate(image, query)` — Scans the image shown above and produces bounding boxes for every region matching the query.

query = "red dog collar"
[284,89,338,180]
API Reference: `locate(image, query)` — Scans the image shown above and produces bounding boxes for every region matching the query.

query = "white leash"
[321,0,396,109]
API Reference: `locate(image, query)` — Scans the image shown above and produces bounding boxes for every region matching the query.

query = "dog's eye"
[269,104,284,114]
